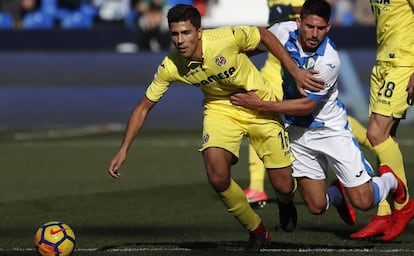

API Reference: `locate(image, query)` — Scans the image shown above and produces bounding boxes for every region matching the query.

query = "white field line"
[3,137,414,149]
[3,247,414,253]
[1,138,201,148]
[10,125,414,147]
[12,124,126,141]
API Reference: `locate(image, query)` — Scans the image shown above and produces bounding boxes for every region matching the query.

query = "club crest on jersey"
[202,134,210,144]
[215,56,226,66]
[305,57,316,70]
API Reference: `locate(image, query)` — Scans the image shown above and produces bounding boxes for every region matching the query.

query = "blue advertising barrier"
[0,50,412,129]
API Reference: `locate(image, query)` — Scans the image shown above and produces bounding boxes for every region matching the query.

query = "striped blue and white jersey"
[268,21,348,130]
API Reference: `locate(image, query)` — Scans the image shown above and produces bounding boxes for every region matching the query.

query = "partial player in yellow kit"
[350,0,414,241]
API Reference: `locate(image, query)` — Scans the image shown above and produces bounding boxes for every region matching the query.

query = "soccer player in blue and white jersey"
[108,3,323,252]
[231,0,408,231]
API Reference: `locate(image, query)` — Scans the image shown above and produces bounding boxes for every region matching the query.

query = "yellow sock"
[376,200,392,216]
[374,136,410,210]
[219,179,262,231]
[348,116,373,151]
[248,143,266,192]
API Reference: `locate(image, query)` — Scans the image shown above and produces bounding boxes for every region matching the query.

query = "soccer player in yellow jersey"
[350,0,414,241]
[107,4,322,252]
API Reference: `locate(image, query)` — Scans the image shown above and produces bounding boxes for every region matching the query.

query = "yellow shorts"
[199,105,294,169]
[369,64,414,119]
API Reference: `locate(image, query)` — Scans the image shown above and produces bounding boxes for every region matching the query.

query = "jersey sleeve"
[231,26,261,51]
[145,57,174,102]
[305,54,340,101]
[258,22,291,51]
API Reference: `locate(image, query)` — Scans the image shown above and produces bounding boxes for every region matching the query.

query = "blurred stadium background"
[0,0,412,131]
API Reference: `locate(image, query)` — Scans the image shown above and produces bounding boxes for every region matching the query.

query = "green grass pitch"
[0,126,413,256]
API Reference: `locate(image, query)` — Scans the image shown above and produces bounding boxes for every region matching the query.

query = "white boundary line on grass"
[9,125,414,147]
[3,247,414,253]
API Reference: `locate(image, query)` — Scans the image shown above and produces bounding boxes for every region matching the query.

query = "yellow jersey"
[267,0,304,7]
[267,0,304,24]
[146,26,276,108]
[372,0,414,66]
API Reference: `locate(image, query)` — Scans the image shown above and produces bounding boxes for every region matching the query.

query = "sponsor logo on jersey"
[193,67,236,87]
[370,0,390,4]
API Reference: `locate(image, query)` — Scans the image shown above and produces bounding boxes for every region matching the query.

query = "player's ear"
[296,17,301,28]
[326,23,332,33]
[198,29,203,40]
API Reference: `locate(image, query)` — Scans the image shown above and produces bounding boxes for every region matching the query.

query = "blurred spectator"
[164,0,192,7]
[132,0,170,51]
[19,0,41,16]
[193,0,208,16]
[91,0,130,25]
[353,0,374,26]
[58,0,83,10]
[328,0,354,26]
[0,1,18,26]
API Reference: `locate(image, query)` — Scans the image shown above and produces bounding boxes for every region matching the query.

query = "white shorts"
[288,125,373,188]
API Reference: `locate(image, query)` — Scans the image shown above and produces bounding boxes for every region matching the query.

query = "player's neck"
[190,40,203,62]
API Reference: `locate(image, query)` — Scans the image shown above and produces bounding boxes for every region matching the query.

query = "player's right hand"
[108,151,126,178]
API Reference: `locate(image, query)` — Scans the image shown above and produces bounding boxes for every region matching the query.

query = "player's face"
[297,15,331,52]
[169,20,202,60]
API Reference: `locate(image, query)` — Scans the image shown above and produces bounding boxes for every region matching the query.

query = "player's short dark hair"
[167,4,201,29]
[300,0,331,23]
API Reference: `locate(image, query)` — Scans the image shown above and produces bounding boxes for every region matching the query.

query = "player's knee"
[306,202,326,215]
[349,196,373,211]
[348,187,374,210]
[366,128,384,146]
[207,174,229,192]
[268,168,294,194]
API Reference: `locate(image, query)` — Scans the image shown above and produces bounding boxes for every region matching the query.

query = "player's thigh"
[200,113,244,162]
[370,65,414,118]
[290,138,328,180]
[297,177,327,214]
[326,133,373,188]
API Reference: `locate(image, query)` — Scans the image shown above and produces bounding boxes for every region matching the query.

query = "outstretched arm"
[108,96,156,178]
[258,27,324,95]
[230,91,317,116]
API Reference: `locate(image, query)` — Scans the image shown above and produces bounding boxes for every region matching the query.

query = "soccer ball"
[34,221,76,256]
